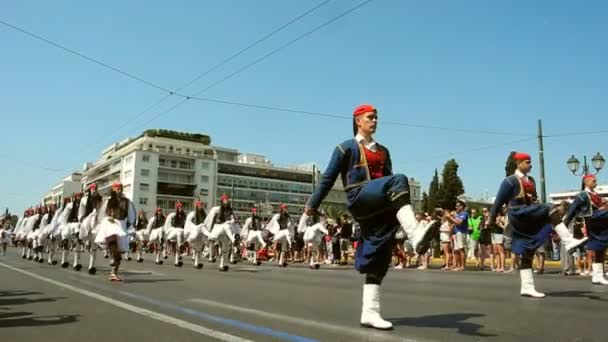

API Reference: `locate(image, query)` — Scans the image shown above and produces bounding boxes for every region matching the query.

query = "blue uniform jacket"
[563,191,594,226]
[307,138,393,210]
[490,175,531,220]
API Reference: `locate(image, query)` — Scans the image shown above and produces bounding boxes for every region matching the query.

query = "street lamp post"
[566,152,606,176]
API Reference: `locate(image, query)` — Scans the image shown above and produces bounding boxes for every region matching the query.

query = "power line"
[544,130,608,138]
[71,0,332,155]
[0,19,178,95]
[174,0,332,95]
[130,0,375,128]
[407,137,537,165]
[0,154,71,173]
[187,96,534,136]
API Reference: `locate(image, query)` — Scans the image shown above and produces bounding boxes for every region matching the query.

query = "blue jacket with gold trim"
[307,138,392,210]
[490,175,535,221]
[563,191,595,226]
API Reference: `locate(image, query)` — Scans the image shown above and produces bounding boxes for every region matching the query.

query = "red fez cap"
[514,152,531,162]
[583,174,596,182]
[279,203,288,210]
[353,104,376,117]
[195,200,203,208]
[220,194,229,202]
[112,182,123,190]
[175,202,183,209]
[89,183,97,191]
[251,207,257,213]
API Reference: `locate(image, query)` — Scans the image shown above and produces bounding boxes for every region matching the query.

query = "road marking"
[188,298,417,342]
[0,261,254,342]
[117,291,317,342]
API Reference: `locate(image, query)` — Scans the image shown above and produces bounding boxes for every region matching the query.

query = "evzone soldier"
[146,207,167,265]
[561,174,608,285]
[79,183,104,274]
[267,204,294,267]
[185,200,209,269]
[165,202,187,267]
[242,207,266,266]
[297,209,328,269]
[29,206,44,263]
[490,152,587,297]
[205,194,238,272]
[94,182,136,281]
[134,209,148,263]
[305,104,433,330]
[61,192,83,270]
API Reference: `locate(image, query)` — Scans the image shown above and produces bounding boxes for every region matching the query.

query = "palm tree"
[320,204,348,223]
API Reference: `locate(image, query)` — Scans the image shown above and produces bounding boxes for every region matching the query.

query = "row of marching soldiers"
[3,181,334,281]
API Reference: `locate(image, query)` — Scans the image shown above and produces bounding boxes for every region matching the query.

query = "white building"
[408,178,423,212]
[43,172,83,205]
[75,129,318,219]
[44,129,423,220]
[549,185,608,204]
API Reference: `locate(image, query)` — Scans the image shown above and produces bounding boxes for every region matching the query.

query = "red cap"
[195,200,203,208]
[220,194,229,202]
[279,203,288,210]
[353,104,376,117]
[514,152,531,162]
[175,202,183,209]
[112,182,123,190]
[251,208,257,213]
[156,207,162,213]
[583,174,596,182]
[88,183,97,191]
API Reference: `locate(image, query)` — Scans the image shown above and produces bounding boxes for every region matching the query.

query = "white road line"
[188,298,417,342]
[0,261,255,342]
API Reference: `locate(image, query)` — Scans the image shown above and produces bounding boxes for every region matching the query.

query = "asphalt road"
[1,250,607,342]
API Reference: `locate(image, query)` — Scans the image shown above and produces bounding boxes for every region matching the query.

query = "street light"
[566,152,605,176]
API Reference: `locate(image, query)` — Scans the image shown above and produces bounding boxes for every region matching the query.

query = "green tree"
[439,159,465,210]
[320,204,348,223]
[427,169,441,210]
[505,151,517,176]
[421,191,429,213]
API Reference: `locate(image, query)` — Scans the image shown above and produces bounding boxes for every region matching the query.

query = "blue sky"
[1,0,607,213]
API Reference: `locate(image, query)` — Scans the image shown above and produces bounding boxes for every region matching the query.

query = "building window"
[202,162,209,170]
[124,170,132,178]
[124,184,132,193]
[125,155,134,164]
[140,183,150,192]
[201,175,209,183]
[142,155,150,162]
[141,169,150,176]
[139,198,148,205]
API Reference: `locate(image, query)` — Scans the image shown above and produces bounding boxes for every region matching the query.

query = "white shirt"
[514,169,527,180]
[355,133,378,152]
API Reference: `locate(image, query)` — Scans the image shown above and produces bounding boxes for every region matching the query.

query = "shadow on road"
[124,278,183,284]
[0,289,78,328]
[0,290,42,297]
[0,297,66,307]
[389,313,497,337]
[0,314,79,328]
[547,290,608,301]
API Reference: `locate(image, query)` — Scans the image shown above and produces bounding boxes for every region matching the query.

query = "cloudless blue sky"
[2,0,607,213]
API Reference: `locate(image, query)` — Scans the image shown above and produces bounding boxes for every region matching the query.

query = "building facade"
[43,173,83,205]
[76,129,316,219]
[549,185,608,204]
[44,129,422,221]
